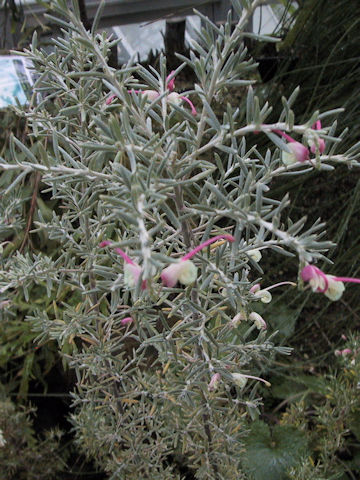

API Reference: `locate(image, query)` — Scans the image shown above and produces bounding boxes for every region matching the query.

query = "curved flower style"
[301,264,360,301]
[106,70,197,115]
[166,71,176,92]
[254,289,272,303]
[232,373,271,388]
[161,234,234,288]
[272,129,310,165]
[99,240,146,290]
[250,281,296,303]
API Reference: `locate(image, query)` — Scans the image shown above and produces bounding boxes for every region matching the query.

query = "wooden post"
[199,0,235,24]
[164,17,186,69]
[0,2,23,49]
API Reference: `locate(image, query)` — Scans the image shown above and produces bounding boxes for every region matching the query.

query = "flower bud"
[310,138,325,154]
[120,317,133,326]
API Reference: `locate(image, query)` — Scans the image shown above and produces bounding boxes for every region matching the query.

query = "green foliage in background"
[0,394,63,479]
[243,420,308,480]
[284,337,360,479]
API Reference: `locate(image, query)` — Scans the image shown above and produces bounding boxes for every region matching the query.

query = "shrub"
[1,0,359,478]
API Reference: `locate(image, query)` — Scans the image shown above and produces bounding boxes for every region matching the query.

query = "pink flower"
[161,234,234,288]
[286,142,310,164]
[105,94,117,105]
[272,129,310,165]
[142,90,160,101]
[167,92,198,116]
[120,317,133,326]
[124,263,146,289]
[208,373,221,391]
[161,260,197,288]
[100,241,147,290]
[250,281,295,303]
[232,373,271,388]
[310,138,326,155]
[335,348,352,357]
[301,264,360,301]
[230,310,247,327]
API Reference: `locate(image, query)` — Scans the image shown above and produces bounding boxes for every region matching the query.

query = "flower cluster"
[106,71,197,115]
[100,234,234,290]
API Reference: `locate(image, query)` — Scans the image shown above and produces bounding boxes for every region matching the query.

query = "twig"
[19,172,41,253]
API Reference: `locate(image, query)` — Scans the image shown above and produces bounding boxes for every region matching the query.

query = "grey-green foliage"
[1,0,360,478]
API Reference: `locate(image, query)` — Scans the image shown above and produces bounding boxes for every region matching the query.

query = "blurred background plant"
[0,394,64,479]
